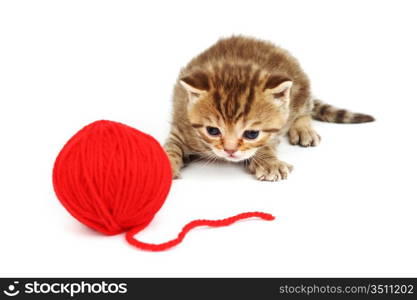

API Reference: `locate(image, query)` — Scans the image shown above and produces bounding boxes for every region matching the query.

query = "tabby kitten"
[164,36,374,181]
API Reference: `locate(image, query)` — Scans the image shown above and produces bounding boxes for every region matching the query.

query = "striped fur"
[164,36,375,181]
[313,100,375,123]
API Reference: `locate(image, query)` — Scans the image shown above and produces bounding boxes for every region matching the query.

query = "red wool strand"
[53,120,274,251]
[126,212,275,251]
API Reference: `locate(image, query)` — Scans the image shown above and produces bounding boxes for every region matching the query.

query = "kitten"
[164,36,374,181]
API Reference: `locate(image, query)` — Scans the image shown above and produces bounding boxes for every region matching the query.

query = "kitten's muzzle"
[224,148,237,156]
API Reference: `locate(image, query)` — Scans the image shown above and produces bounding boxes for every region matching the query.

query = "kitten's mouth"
[223,153,250,162]
[211,148,256,162]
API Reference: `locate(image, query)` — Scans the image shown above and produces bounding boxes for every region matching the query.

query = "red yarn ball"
[53,120,275,251]
[53,120,172,236]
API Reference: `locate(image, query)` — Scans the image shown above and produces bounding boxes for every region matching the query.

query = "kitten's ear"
[264,74,293,106]
[180,71,210,104]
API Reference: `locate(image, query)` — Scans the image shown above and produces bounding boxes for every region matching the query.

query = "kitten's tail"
[312,99,375,123]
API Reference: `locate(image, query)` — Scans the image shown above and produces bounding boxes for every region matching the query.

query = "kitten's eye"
[243,130,259,140]
[206,126,221,136]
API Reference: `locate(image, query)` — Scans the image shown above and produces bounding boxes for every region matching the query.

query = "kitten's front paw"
[289,126,321,147]
[248,159,294,181]
[172,169,181,180]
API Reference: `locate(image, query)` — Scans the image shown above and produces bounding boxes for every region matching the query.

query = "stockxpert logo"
[2,281,127,297]
[3,281,20,297]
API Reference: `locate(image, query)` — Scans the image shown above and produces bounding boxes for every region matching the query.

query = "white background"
[1,0,416,277]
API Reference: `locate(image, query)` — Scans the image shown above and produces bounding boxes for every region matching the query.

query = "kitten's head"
[180,65,292,162]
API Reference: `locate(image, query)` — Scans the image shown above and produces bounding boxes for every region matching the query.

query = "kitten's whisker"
[187,149,215,163]
[193,150,218,169]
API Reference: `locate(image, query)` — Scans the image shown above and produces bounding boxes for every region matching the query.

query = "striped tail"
[312,100,375,123]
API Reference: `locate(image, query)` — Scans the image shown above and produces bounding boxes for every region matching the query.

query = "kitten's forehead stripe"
[233,112,243,122]
[250,69,261,89]
[224,89,241,121]
[243,87,254,116]
[243,69,261,117]
[213,91,222,113]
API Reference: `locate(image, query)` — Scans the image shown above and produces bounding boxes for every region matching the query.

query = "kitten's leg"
[288,115,321,147]
[164,133,187,179]
[248,145,293,181]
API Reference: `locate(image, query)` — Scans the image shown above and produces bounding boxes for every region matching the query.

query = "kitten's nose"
[224,149,237,155]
